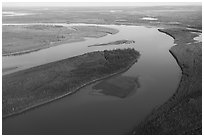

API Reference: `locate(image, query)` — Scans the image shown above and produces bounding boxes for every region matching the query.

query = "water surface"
[193,33,202,43]
[2,11,35,16]
[141,17,158,21]
[3,24,181,134]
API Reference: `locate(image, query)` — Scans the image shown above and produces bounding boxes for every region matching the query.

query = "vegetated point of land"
[3,48,140,118]
[88,40,135,47]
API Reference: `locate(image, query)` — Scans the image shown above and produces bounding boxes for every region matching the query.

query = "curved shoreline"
[3,31,119,57]
[3,27,180,121]
[158,29,176,39]
[2,23,157,57]
[3,27,182,128]
[3,48,42,57]
[2,38,85,57]
[131,28,202,134]
[159,29,183,72]
[3,56,139,119]
[3,24,119,57]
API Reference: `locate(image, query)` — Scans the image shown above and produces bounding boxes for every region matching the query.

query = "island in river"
[3,48,140,118]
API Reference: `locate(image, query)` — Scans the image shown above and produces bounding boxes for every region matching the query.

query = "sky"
[3,2,202,7]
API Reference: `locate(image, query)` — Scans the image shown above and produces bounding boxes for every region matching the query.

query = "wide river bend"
[3,24,181,134]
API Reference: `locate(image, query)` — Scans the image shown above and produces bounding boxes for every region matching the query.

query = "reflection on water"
[3,11,35,16]
[191,32,202,43]
[194,34,202,43]
[3,24,181,135]
[141,17,158,21]
[93,75,139,98]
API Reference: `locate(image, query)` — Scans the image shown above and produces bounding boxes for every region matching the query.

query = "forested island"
[3,48,140,118]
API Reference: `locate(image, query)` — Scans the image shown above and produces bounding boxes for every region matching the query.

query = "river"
[3,24,181,134]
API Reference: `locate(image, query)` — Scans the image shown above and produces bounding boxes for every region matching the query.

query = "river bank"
[3,48,140,118]
[3,25,118,56]
[131,28,202,134]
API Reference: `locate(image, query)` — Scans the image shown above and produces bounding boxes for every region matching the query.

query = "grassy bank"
[2,25,118,56]
[3,48,140,118]
[131,28,202,134]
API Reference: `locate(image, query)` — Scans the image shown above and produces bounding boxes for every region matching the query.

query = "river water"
[3,24,181,134]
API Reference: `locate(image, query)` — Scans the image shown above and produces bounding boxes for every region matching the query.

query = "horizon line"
[3,2,202,7]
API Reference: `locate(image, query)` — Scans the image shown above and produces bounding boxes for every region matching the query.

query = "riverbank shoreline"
[3,24,119,56]
[131,28,202,134]
[3,49,140,119]
[2,38,85,57]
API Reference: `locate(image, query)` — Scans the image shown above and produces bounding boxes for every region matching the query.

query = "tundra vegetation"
[2,25,118,55]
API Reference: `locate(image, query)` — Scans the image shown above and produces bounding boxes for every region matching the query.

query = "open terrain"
[3,6,201,29]
[3,25,118,55]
